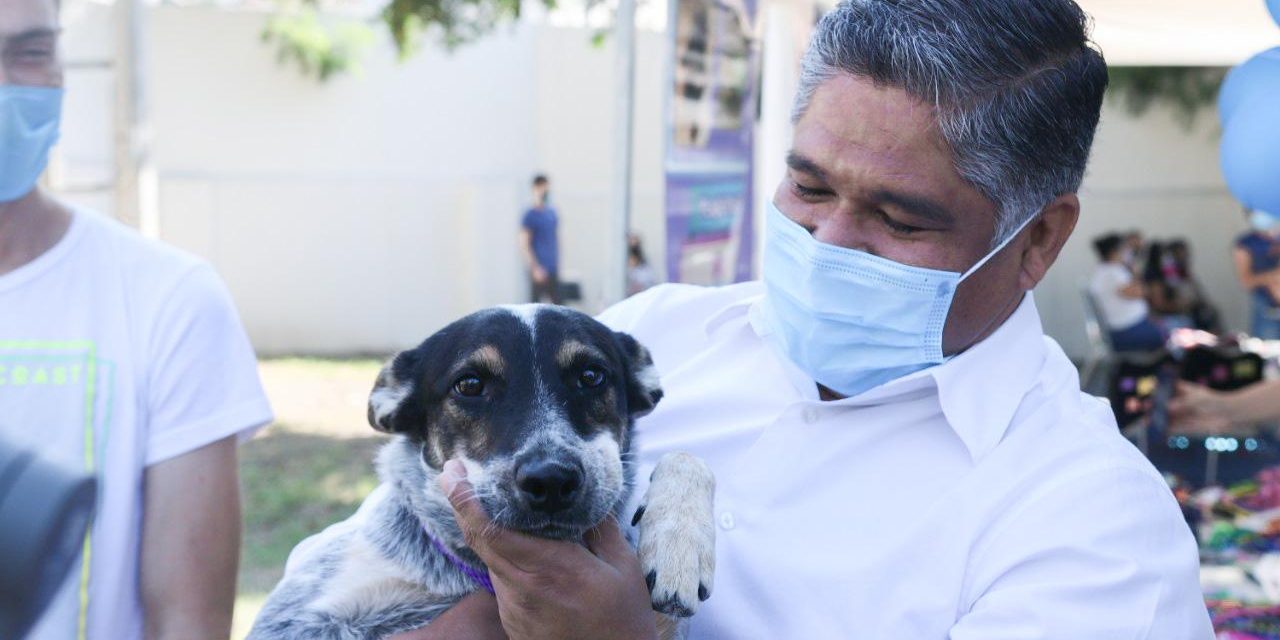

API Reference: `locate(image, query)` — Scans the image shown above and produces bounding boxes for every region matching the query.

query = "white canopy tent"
[1078,0,1280,66]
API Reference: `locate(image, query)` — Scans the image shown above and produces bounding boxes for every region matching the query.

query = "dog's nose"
[515,459,583,513]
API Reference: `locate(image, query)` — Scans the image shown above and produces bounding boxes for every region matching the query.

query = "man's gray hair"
[794,0,1108,245]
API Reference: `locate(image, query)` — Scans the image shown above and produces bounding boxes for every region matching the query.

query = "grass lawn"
[232,358,389,639]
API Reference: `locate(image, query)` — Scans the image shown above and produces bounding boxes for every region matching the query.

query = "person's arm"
[1171,380,1280,434]
[140,436,240,640]
[519,228,547,284]
[390,592,508,640]
[1117,280,1145,299]
[138,264,273,639]
[1233,247,1280,289]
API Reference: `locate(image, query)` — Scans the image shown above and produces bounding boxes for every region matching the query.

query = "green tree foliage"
[262,10,376,81]
[1107,67,1228,128]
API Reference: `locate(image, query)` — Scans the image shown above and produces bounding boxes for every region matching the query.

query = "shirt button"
[719,512,736,530]
[802,407,820,424]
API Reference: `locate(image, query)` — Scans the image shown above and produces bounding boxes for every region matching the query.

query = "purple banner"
[665,0,759,286]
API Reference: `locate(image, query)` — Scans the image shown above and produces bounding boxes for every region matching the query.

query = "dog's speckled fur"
[248,305,715,640]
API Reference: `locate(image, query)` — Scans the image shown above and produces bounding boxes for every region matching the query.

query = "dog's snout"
[515,459,584,513]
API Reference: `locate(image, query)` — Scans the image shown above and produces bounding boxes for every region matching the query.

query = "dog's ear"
[613,331,663,419]
[368,348,423,434]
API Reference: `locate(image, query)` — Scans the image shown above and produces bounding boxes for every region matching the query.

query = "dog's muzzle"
[514,455,585,514]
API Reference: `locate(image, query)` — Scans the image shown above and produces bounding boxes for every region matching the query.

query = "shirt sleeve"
[521,209,534,231]
[950,466,1213,640]
[144,264,274,465]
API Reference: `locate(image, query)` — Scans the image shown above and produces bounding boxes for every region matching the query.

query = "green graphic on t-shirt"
[0,341,113,640]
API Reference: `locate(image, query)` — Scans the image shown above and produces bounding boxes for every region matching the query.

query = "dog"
[248,304,716,639]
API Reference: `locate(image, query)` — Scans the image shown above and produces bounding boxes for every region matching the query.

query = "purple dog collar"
[425,528,495,595]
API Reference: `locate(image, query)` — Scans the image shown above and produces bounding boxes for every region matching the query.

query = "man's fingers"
[585,515,636,567]
[438,459,596,577]
[440,460,488,547]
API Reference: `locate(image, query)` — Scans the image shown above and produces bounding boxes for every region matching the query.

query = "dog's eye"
[578,367,606,389]
[453,376,485,397]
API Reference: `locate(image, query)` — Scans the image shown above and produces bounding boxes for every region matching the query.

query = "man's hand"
[1169,381,1237,435]
[439,460,658,640]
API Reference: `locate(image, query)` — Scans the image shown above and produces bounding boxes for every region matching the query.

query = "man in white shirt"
[406,0,1212,637]
[0,1,273,637]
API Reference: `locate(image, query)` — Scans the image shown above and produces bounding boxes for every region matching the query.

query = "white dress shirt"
[602,282,1211,640]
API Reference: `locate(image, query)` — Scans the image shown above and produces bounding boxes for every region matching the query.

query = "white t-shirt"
[0,207,273,640]
[601,283,1210,638]
[1089,262,1149,331]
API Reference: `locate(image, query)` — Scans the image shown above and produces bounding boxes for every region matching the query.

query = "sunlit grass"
[234,358,388,637]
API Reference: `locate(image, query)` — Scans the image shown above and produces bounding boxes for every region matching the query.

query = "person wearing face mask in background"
[395,1,1210,638]
[0,1,273,638]
[1234,209,1280,340]
[1089,233,1168,351]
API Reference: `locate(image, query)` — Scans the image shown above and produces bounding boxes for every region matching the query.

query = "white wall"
[1037,101,1249,358]
[138,6,666,355]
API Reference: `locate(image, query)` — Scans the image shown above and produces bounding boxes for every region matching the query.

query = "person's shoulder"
[74,207,222,306]
[597,281,760,334]
[77,207,206,274]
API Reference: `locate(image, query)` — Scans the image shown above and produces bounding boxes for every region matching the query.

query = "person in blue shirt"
[1234,209,1280,339]
[520,174,561,304]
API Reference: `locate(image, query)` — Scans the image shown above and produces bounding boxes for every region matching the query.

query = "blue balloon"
[1221,95,1280,213]
[1219,47,1280,125]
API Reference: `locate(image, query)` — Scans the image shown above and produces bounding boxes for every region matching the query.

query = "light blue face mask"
[1250,210,1280,232]
[0,85,64,203]
[759,201,1035,398]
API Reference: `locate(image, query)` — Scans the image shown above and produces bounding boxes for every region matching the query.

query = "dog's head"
[368,304,662,539]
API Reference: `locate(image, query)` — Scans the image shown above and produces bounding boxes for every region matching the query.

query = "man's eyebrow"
[874,189,956,226]
[785,151,830,183]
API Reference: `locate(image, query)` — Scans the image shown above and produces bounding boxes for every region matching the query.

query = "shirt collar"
[925,293,1048,461]
[725,287,1047,461]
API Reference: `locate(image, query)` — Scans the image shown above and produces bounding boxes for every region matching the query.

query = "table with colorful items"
[1185,467,1280,638]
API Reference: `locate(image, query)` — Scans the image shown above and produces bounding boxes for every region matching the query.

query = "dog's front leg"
[631,452,716,639]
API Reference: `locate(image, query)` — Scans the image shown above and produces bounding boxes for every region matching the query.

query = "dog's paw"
[634,452,716,618]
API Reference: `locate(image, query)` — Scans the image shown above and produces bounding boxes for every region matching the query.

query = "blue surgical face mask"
[759,201,1035,398]
[0,85,63,203]
[1251,210,1280,232]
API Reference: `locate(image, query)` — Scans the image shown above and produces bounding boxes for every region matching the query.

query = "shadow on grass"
[239,424,389,594]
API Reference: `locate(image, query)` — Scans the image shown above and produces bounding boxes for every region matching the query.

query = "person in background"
[1142,241,1193,330]
[1167,239,1222,333]
[519,174,561,304]
[625,233,658,297]
[1234,209,1280,339]
[1090,233,1167,351]
[0,1,274,638]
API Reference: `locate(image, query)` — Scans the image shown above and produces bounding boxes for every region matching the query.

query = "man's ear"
[368,348,423,434]
[612,331,663,419]
[1019,193,1080,291]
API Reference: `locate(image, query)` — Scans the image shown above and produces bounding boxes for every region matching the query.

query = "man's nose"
[514,457,584,513]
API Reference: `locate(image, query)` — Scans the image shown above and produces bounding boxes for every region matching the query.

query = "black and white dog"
[248,304,716,639]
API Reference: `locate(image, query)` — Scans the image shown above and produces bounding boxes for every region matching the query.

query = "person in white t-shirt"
[0,2,273,638]
[391,1,1209,638]
[1089,232,1168,351]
